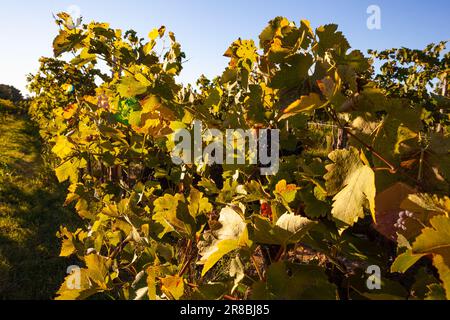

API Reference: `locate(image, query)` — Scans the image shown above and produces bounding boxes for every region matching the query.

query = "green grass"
[0,113,81,299]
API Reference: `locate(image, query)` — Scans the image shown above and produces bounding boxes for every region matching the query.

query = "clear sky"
[0,0,449,95]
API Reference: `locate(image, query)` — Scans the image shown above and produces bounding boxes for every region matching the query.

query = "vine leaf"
[55,268,101,300]
[59,227,78,257]
[188,188,213,219]
[279,93,325,120]
[229,256,245,294]
[412,215,450,299]
[148,28,159,41]
[425,284,447,300]
[160,275,184,300]
[402,193,450,215]
[55,158,87,183]
[55,254,112,300]
[391,250,426,273]
[271,54,313,89]
[197,205,250,276]
[251,261,337,300]
[251,213,316,246]
[324,147,376,227]
[117,76,147,98]
[275,213,316,243]
[52,135,75,159]
[274,179,298,204]
[152,194,194,238]
[201,239,242,277]
[316,24,350,56]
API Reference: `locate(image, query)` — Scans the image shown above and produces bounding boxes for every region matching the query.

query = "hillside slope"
[0,112,80,299]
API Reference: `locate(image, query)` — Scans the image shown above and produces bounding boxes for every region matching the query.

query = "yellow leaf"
[83,95,98,105]
[147,267,157,300]
[201,239,240,277]
[332,165,376,225]
[395,126,418,154]
[198,206,248,276]
[52,135,75,159]
[80,48,96,61]
[275,179,298,194]
[280,93,325,120]
[63,103,78,119]
[325,147,377,226]
[161,275,184,300]
[117,76,147,98]
[143,40,156,55]
[141,95,161,113]
[60,238,76,257]
[148,28,159,40]
[413,215,450,299]
[135,73,152,86]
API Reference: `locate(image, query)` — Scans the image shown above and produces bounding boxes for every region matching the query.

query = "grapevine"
[24,13,450,300]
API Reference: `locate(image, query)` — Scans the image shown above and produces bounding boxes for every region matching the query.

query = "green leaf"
[299,187,330,219]
[409,268,443,300]
[316,24,350,56]
[425,284,447,300]
[189,282,230,300]
[391,250,426,273]
[360,277,408,300]
[339,50,370,73]
[270,54,313,89]
[198,178,221,195]
[251,261,337,300]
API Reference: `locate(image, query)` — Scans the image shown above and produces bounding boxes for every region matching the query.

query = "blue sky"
[0,0,449,95]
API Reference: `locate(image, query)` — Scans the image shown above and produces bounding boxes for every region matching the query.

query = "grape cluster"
[97,94,110,110]
[394,210,414,230]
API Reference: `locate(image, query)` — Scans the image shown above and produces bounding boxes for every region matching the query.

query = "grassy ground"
[0,112,80,299]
